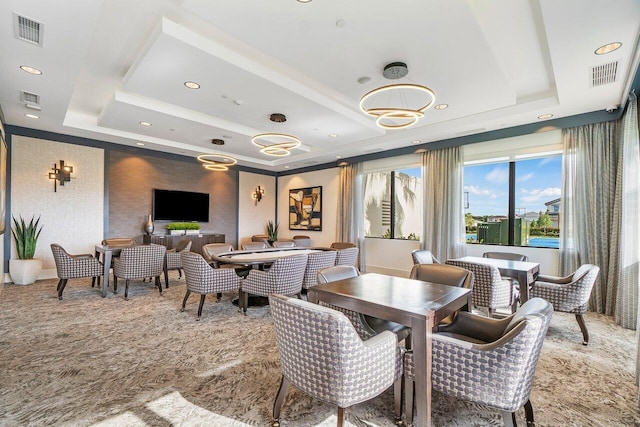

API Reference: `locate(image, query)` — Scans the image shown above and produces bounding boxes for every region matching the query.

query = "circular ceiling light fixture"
[252,113,301,157]
[184,81,200,89]
[434,103,449,110]
[359,62,435,130]
[595,42,622,55]
[20,65,42,75]
[537,113,554,120]
[139,121,152,126]
[197,153,237,171]
[211,139,225,145]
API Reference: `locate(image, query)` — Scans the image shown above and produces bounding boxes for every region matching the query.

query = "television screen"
[153,189,209,222]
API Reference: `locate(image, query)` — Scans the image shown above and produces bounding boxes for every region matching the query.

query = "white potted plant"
[9,215,43,285]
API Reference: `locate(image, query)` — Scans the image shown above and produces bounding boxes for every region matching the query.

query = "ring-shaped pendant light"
[252,113,301,157]
[197,153,237,171]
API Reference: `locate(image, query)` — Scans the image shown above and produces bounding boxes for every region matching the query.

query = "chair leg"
[393,376,402,423]
[156,276,163,295]
[178,268,182,279]
[216,292,222,302]
[181,290,191,312]
[56,279,64,292]
[524,399,535,427]
[124,279,130,301]
[113,277,118,294]
[272,375,290,427]
[337,407,345,427]
[57,279,68,300]
[164,266,169,289]
[405,375,414,426]
[501,411,516,427]
[488,308,495,318]
[197,294,206,321]
[575,313,589,345]
[91,277,96,288]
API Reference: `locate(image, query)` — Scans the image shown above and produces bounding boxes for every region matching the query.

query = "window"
[464,155,562,248]
[363,163,422,240]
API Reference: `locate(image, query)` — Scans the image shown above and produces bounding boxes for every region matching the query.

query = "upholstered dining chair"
[330,242,356,249]
[241,241,269,250]
[180,252,241,320]
[251,234,271,245]
[409,263,474,325]
[446,259,518,316]
[316,266,410,344]
[292,235,312,247]
[272,240,295,248]
[334,247,359,267]
[483,251,532,289]
[50,244,104,300]
[101,237,137,246]
[164,239,192,286]
[239,254,308,314]
[113,244,166,300]
[402,298,553,427]
[301,250,337,295]
[411,249,440,265]
[529,264,599,345]
[269,293,403,427]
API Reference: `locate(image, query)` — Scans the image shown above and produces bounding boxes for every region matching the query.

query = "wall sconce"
[48,160,73,192]
[252,186,265,205]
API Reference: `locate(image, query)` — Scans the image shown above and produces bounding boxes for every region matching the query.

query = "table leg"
[102,251,112,298]
[412,316,433,427]
[518,271,529,304]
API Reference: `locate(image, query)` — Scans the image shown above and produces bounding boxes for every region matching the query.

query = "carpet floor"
[0,274,638,426]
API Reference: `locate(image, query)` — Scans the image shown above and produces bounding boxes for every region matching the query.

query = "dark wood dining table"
[451,256,540,303]
[309,273,472,427]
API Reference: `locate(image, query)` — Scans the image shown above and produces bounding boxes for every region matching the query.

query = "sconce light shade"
[252,186,265,205]
[49,160,73,192]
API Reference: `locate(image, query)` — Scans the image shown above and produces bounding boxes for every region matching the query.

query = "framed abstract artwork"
[289,186,322,231]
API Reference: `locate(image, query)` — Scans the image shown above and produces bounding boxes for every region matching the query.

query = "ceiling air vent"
[13,13,43,46]
[591,61,618,87]
[20,90,40,105]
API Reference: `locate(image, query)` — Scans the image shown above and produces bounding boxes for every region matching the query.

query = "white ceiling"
[1,0,639,172]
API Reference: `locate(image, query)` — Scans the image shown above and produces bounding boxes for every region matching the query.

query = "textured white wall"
[238,172,276,248]
[9,136,104,281]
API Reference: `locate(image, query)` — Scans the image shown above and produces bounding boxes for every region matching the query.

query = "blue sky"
[464,156,562,216]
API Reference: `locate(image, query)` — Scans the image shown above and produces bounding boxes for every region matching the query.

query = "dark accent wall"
[107,151,238,246]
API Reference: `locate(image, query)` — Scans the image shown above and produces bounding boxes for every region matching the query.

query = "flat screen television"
[153,189,209,222]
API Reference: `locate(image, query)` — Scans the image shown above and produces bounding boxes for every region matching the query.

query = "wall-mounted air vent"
[591,61,618,87]
[13,13,43,46]
[20,90,40,105]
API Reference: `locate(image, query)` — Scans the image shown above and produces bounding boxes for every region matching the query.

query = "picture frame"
[289,186,322,231]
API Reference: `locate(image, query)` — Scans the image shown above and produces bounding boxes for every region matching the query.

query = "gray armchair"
[411,249,440,265]
[113,244,166,300]
[50,244,104,300]
[483,251,533,288]
[292,235,312,247]
[272,240,295,248]
[181,252,241,320]
[529,264,599,345]
[334,247,359,267]
[164,239,192,286]
[239,254,308,314]
[446,259,518,316]
[201,243,234,264]
[301,250,337,294]
[403,298,553,426]
[241,242,269,250]
[269,293,403,427]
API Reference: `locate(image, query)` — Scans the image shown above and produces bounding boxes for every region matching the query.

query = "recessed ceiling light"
[538,113,553,120]
[211,139,225,145]
[336,155,342,159]
[297,0,312,3]
[25,113,39,119]
[284,165,290,168]
[595,42,622,55]
[411,140,421,144]
[169,128,176,131]
[136,142,145,146]
[139,121,152,126]
[336,19,346,28]
[357,76,371,84]
[328,133,339,138]
[20,65,42,75]
[434,104,448,110]
[184,81,200,89]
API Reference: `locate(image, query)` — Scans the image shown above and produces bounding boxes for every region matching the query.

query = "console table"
[143,233,225,255]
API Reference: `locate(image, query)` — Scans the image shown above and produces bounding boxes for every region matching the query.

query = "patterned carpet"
[0,275,638,426]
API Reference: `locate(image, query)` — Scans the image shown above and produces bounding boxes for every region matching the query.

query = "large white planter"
[9,259,43,285]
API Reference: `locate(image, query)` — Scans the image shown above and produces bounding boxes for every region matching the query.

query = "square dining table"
[94,244,128,297]
[309,273,471,427]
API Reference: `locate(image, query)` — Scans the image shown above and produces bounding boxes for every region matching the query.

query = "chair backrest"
[409,263,473,289]
[411,249,440,265]
[201,243,234,262]
[114,244,166,278]
[335,247,359,267]
[483,251,528,262]
[302,250,338,289]
[242,242,269,250]
[251,234,270,244]
[50,244,71,277]
[181,251,240,294]
[317,265,360,284]
[174,239,192,252]
[272,240,295,248]
[246,254,308,296]
[101,237,136,246]
[445,259,510,309]
[330,242,356,249]
[292,236,312,247]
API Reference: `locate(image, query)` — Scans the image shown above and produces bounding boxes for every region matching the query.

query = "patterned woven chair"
[301,250,337,294]
[292,235,312,247]
[239,254,308,315]
[446,259,518,316]
[269,293,404,427]
[334,247,359,267]
[316,266,410,344]
[483,251,532,289]
[164,239,192,286]
[180,252,241,320]
[403,298,553,426]
[411,249,440,265]
[50,244,104,300]
[113,244,166,300]
[201,243,234,263]
[272,240,295,248]
[241,242,269,250]
[529,264,599,345]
